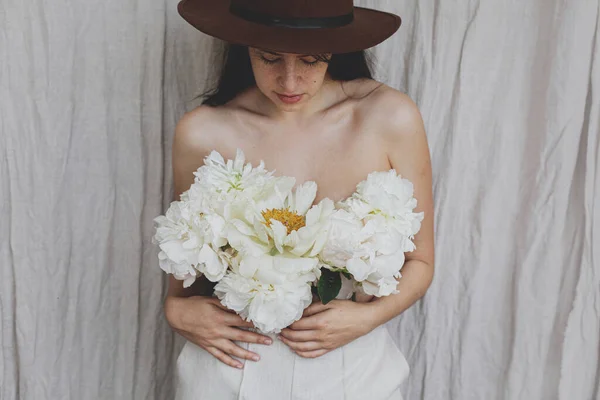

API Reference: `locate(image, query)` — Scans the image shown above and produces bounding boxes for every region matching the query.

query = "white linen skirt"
[174,324,409,400]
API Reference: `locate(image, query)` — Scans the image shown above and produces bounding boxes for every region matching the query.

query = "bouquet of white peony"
[315,170,424,303]
[153,149,333,333]
[153,149,423,332]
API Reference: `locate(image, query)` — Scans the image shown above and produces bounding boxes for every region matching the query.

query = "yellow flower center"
[261,208,306,234]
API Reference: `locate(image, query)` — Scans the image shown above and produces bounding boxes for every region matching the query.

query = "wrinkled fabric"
[1,0,598,399]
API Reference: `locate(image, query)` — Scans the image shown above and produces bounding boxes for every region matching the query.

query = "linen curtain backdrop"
[1,0,598,399]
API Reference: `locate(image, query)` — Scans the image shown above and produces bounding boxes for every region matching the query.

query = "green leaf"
[318,269,342,305]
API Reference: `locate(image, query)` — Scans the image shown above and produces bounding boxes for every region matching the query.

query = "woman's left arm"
[279,91,435,358]
[362,90,435,326]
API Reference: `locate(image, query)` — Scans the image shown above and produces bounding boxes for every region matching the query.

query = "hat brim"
[177,0,401,54]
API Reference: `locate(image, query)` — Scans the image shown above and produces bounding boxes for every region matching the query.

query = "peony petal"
[232,148,246,171]
[367,275,399,296]
[206,150,225,166]
[272,254,319,274]
[285,230,299,250]
[183,274,197,288]
[336,274,356,300]
[159,240,195,264]
[304,204,321,227]
[309,229,330,257]
[182,235,201,250]
[226,227,270,256]
[254,267,287,285]
[346,257,372,281]
[291,181,317,215]
[239,255,270,278]
[254,219,270,243]
[287,225,320,256]
[371,251,405,277]
[270,220,288,254]
[230,219,256,236]
[198,244,229,282]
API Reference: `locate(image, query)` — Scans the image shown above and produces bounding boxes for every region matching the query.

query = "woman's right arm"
[163,109,273,369]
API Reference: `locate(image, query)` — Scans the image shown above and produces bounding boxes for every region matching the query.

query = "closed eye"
[260,56,281,65]
[258,52,321,67]
[301,58,320,66]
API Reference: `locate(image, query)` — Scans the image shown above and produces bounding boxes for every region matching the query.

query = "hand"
[278,299,375,359]
[164,296,273,369]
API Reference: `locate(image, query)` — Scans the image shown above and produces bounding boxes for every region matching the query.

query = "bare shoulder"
[171,105,224,199]
[356,82,425,142]
[174,105,224,149]
[357,83,430,173]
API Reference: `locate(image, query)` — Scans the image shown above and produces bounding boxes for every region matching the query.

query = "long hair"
[199,43,375,107]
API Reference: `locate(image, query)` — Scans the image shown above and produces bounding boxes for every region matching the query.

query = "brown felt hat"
[177,0,401,54]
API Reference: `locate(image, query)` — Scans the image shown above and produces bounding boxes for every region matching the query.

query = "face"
[248,47,331,111]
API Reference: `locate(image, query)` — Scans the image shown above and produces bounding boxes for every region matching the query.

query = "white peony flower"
[214,253,318,333]
[189,149,300,231]
[197,244,235,282]
[193,148,273,196]
[153,201,207,287]
[340,169,424,242]
[355,249,405,296]
[156,248,198,288]
[318,169,424,298]
[226,180,334,260]
[319,209,364,269]
[192,149,296,212]
[359,274,401,297]
[153,197,234,286]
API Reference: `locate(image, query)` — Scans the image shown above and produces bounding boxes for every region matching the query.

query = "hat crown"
[230,0,354,19]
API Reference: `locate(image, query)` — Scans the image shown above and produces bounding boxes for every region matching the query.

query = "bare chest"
[215,119,391,203]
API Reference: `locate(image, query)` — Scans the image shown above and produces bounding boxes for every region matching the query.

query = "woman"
[164,0,435,398]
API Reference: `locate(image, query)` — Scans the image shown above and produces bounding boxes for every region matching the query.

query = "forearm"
[164,276,212,330]
[365,259,434,329]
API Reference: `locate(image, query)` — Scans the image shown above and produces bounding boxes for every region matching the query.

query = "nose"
[278,59,299,93]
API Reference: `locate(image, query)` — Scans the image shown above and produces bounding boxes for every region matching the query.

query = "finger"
[302,302,331,318]
[219,339,262,362]
[279,328,320,342]
[288,315,323,330]
[279,336,322,352]
[221,312,255,328]
[210,298,237,313]
[295,349,329,359]
[206,346,244,369]
[224,327,273,346]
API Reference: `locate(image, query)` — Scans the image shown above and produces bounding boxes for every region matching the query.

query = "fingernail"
[252,355,260,361]
[236,363,243,369]
[263,338,272,345]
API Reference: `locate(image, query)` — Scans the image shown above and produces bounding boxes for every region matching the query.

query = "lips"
[276,93,303,104]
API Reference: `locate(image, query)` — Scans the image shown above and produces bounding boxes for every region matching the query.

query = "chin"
[271,97,306,111]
